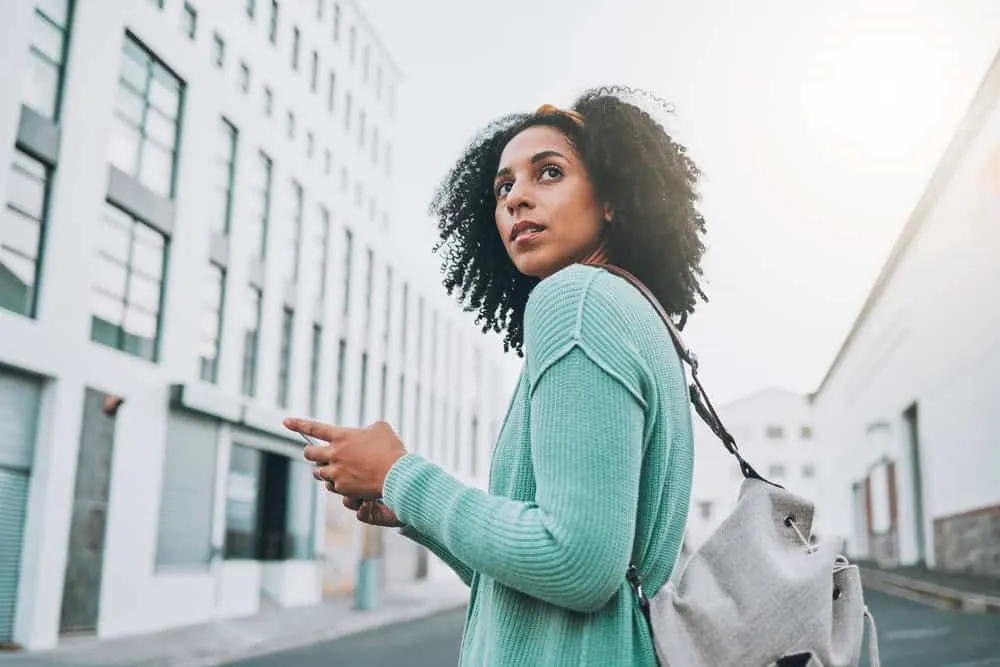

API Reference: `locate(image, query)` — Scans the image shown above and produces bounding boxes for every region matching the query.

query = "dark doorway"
[60,389,120,635]
[903,403,926,564]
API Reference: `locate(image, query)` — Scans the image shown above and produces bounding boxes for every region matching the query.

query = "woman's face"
[494,125,606,279]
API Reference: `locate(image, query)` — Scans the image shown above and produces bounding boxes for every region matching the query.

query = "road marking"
[885,626,951,641]
[938,657,1000,667]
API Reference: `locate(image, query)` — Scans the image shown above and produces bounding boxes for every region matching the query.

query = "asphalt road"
[224,589,1000,667]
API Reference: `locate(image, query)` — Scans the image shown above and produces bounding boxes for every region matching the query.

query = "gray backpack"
[593,263,881,667]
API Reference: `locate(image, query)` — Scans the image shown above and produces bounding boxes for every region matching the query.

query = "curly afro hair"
[430,86,708,357]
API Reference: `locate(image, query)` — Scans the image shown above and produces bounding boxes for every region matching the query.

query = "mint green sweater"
[383,263,694,666]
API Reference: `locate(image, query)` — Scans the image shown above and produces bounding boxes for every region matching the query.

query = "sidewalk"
[0,578,469,667]
[859,559,1000,614]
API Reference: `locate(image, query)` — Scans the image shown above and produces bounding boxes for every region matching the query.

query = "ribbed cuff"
[382,452,466,543]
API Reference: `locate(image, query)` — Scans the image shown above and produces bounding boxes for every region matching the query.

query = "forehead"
[497,125,576,169]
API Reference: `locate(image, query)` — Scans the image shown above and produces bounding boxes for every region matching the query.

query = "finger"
[326,480,338,494]
[283,418,349,442]
[343,496,363,511]
[303,443,334,464]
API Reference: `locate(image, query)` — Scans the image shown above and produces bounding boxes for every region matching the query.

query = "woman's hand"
[345,497,404,528]
[283,418,406,499]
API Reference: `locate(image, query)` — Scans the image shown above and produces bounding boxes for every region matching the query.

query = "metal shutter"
[154,411,219,568]
[0,369,41,642]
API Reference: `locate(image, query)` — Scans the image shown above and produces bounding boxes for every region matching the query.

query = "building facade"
[684,388,822,551]
[812,49,1000,576]
[0,0,516,649]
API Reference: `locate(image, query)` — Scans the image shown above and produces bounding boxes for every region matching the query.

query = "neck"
[580,240,609,266]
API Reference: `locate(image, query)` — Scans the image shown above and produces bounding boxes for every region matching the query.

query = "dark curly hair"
[430,86,708,356]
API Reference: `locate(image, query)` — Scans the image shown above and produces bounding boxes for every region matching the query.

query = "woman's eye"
[540,165,562,180]
[495,181,512,198]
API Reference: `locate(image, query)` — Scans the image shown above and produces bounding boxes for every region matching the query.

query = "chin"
[512,254,561,280]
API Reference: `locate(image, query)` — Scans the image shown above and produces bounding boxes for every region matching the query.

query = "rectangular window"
[379,362,387,418]
[268,0,279,44]
[801,425,813,440]
[263,85,273,116]
[334,338,346,422]
[766,425,785,440]
[768,464,786,479]
[291,26,300,70]
[388,83,395,118]
[308,324,322,416]
[181,3,197,39]
[358,110,366,147]
[397,374,405,434]
[246,0,255,19]
[344,91,352,130]
[213,118,238,235]
[199,263,225,383]
[1,149,50,318]
[376,66,383,101]
[358,352,368,425]
[362,43,370,81]
[109,36,184,198]
[288,180,303,285]
[310,50,319,92]
[90,202,167,361]
[238,61,250,92]
[317,206,330,304]
[306,131,314,158]
[224,443,261,559]
[802,464,816,479]
[341,228,353,316]
[241,285,262,397]
[212,33,225,68]
[22,0,73,120]
[385,143,391,176]
[250,151,272,258]
[324,149,332,175]
[286,110,295,139]
[277,307,294,408]
[332,3,341,41]
[382,266,392,343]
[363,247,373,335]
[327,71,336,112]
[698,501,712,520]
[348,25,356,63]
[372,126,379,163]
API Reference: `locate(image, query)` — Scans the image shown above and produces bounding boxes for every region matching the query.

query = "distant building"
[0,0,516,649]
[685,388,822,552]
[812,49,1000,576]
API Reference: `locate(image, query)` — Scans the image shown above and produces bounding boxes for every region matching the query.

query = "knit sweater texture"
[383,263,694,666]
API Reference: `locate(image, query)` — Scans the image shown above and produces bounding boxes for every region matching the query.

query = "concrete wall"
[812,50,1000,574]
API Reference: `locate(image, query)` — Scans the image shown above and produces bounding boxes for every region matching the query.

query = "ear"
[603,203,614,223]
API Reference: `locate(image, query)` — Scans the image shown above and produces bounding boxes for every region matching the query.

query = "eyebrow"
[495,150,568,181]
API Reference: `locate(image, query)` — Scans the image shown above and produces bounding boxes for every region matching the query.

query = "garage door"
[0,368,42,643]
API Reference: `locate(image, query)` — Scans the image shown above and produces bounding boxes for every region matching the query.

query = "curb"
[860,567,1000,615]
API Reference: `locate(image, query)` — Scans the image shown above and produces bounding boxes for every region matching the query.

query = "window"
[348,25,356,63]
[212,33,225,67]
[291,27,300,70]
[1,149,51,317]
[324,149,332,175]
[238,61,250,92]
[249,151,272,258]
[277,307,294,408]
[90,203,167,361]
[768,464,786,479]
[308,325,322,415]
[316,206,330,303]
[379,363,387,418]
[801,425,813,440]
[385,143,391,176]
[268,0,279,44]
[109,36,184,198]
[382,266,392,343]
[245,0,255,19]
[341,228,352,316]
[358,352,368,425]
[334,338,346,422]
[286,110,295,139]
[224,443,260,559]
[263,85,273,116]
[376,66,383,101]
[388,83,395,118]
[287,180,304,285]
[150,0,165,8]
[397,374,405,434]
[23,0,73,120]
[766,425,785,440]
[306,131,314,158]
[199,263,226,383]
[344,91,352,130]
[181,3,197,39]
[362,44,370,81]
[327,71,336,112]
[802,464,816,479]
[697,501,712,520]
[372,126,379,163]
[213,118,238,235]
[358,110,366,147]
[363,247,373,335]
[400,281,408,357]
[241,285,262,397]
[310,50,319,92]
[332,3,341,41]
[339,166,347,191]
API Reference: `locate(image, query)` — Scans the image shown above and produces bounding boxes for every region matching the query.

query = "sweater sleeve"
[382,265,650,612]
[398,525,474,586]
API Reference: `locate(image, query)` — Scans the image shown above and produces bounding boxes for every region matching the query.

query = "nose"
[505,177,533,217]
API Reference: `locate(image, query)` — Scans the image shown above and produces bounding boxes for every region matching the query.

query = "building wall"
[812,50,1000,574]
[685,388,822,551]
[0,0,519,650]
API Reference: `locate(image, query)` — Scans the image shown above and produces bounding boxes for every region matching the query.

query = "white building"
[0,0,517,650]
[685,387,823,551]
[812,48,1000,575]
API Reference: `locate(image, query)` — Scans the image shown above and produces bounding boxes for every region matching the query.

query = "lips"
[511,220,546,242]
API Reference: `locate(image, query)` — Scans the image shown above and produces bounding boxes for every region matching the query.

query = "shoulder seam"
[572,267,601,340]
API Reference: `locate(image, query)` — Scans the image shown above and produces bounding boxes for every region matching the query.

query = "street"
[224,590,1000,667]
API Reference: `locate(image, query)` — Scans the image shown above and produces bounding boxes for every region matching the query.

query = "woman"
[284,86,708,666]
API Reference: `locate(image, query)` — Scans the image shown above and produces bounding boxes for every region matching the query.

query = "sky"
[361,0,1000,404]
